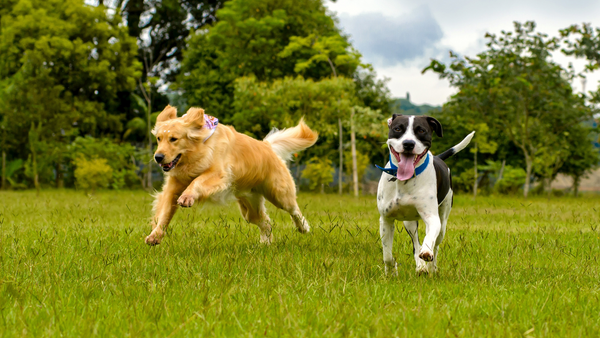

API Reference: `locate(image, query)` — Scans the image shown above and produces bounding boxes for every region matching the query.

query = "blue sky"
[327,0,600,105]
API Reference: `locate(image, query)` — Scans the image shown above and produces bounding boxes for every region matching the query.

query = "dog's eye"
[416,128,425,134]
[170,137,177,142]
[394,127,401,132]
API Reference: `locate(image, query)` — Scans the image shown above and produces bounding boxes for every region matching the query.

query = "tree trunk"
[473,142,477,199]
[55,162,63,188]
[124,0,144,38]
[498,159,505,181]
[28,124,40,195]
[524,155,533,198]
[1,123,5,189]
[32,150,39,195]
[573,175,580,197]
[1,151,5,190]
[146,95,153,191]
[338,117,343,195]
[350,111,358,197]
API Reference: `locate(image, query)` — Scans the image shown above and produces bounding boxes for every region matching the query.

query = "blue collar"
[375,152,430,180]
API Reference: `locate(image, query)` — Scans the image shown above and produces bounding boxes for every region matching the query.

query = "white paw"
[415,259,428,273]
[385,261,398,276]
[418,248,434,262]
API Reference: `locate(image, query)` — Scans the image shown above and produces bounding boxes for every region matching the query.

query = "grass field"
[0,190,599,337]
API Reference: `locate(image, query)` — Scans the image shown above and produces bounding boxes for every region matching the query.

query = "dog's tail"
[264,118,318,162]
[436,131,475,161]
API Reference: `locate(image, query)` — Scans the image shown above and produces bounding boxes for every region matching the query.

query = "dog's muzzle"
[160,154,181,172]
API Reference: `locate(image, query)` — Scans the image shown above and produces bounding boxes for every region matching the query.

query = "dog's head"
[386,114,442,180]
[152,105,215,172]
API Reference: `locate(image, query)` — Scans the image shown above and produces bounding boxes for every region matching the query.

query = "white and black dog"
[376,114,474,274]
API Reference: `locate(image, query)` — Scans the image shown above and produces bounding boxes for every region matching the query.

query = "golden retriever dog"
[145,105,318,245]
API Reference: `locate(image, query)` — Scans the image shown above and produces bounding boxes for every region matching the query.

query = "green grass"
[0,190,599,337]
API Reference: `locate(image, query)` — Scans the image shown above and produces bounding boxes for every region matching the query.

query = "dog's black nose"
[402,140,415,151]
[154,153,165,163]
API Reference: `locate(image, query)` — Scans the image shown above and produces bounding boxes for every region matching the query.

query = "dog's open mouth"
[161,154,181,172]
[390,147,427,181]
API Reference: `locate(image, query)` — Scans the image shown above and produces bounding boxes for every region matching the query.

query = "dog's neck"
[376,151,431,181]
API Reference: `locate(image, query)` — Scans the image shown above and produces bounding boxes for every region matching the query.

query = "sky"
[326,0,600,106]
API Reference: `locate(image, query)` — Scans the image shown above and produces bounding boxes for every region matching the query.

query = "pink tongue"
[396,153,415,181]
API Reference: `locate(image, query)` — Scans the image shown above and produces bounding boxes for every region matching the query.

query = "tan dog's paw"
[145,232,162,246]
[177,194,196,207]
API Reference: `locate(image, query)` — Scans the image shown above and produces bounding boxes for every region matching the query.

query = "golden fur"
[145,105,318,245]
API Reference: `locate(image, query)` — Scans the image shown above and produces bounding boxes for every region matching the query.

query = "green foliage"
[232,75,356,138]
[177,0,353,119]
[344,149,370,182]
[74,157,112,193]
[68,137,140,189]
[279,33,361,76]
[495,166,527,194]
[354,67,393,117]
[425,21,597,197]
[301,157,335,192]
[560,23,600,87]
[452,168,475,194]
[119,0,222,82]
[4,159,25,189]
[0,0,141,188]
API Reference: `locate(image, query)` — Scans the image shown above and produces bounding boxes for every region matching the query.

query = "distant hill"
[390,92,441,116]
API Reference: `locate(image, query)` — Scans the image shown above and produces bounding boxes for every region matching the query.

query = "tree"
[0,0,140,188]
[101,0,222,82]
[424,21,595,197]
[231,75,355,145]
[352,67,393,191]
[302,157,335,193]
[177,0,354,120]
[555,124,599,196]
[280,33,361,195]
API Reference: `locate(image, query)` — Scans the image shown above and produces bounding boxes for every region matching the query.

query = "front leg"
[177,169,229,207]
[416,206,442,263]
[403,221,428,273]
[379,216,397,275]
[146,177,186,245]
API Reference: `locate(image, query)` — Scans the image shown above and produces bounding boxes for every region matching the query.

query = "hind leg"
[237,194,273,244]
[264,172,310,233]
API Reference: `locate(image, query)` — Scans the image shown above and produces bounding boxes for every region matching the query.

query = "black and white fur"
[377,114,474,274]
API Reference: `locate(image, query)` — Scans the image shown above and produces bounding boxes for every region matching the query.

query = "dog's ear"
[388,113,402,127]
[156,105,177,123]
[183,107,205,129]
[426,116,443,137]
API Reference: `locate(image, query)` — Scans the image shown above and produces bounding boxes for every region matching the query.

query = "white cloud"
[327,0,600,105]
[338,6,443,67]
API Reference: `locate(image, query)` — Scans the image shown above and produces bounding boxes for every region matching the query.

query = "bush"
[68,137,140,189]
[301,157,335,193]
[453,169,475,193]
[494,166,526,194]
[74,158,113,193]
